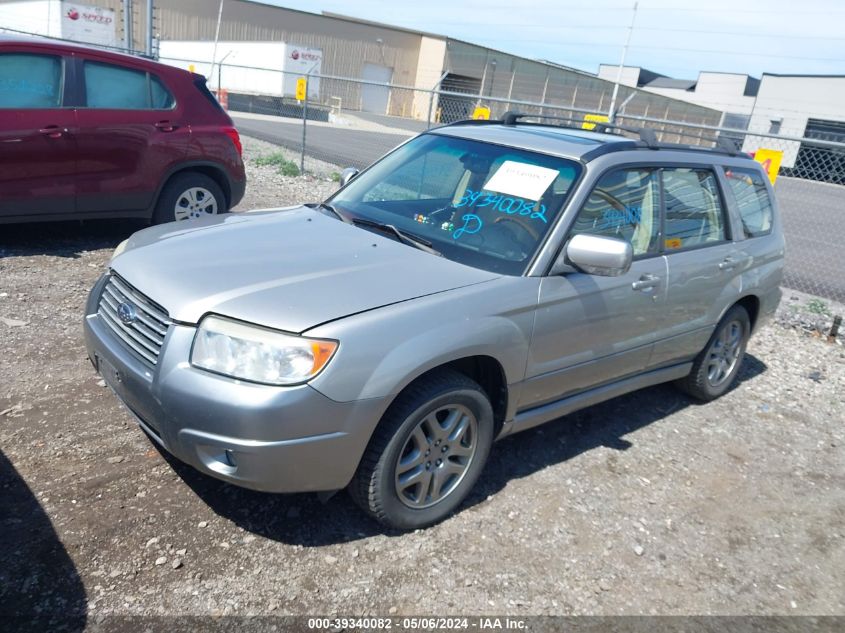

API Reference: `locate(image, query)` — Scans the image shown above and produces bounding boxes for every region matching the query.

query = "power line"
[635,5,845,13]
[628,44,845,62]
[463,36,845,63]
[403,22,845,42]
[634,26,845,41]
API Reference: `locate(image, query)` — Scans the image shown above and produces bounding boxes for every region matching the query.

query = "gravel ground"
[233,136,340,212]
[1,137,843,624]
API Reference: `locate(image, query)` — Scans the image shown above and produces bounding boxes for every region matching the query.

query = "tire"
[349,369,495,530]
[152,172,227,224]
[676,304,751,402]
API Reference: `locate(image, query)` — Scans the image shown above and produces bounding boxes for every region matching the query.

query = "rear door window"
[0,53,63,108]
[662,168,727,250]
[84,61,147,109]
[83,61,174,109]
[722,166,774,237]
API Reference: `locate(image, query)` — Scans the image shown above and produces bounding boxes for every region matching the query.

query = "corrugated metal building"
[0,0,723,126]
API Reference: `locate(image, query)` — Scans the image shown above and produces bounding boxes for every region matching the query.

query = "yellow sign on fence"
[753,148,783,185]
[295,77,307,101]
[472,106,491,120]
[582,114,610,130]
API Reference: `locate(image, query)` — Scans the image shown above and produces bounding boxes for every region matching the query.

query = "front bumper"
[83,275,387,493]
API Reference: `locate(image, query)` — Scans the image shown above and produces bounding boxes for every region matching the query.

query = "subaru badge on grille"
[117,302,138,325]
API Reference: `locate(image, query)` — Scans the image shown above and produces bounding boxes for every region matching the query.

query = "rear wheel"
[676,304,750,401]
[153,172,226,224]
[349,369,494,530]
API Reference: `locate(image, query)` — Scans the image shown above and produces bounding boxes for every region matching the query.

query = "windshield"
[328,133,582,275]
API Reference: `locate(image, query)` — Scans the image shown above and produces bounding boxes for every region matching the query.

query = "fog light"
[224,449,237,467]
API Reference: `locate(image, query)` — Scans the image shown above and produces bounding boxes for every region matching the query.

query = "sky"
[265,0,845,79]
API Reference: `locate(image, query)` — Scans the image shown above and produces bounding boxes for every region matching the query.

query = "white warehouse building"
[599,64,845,170]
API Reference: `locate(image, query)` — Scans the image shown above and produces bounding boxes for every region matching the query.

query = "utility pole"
[123,0,133,53]
[145,0,153,56]
[217,50,233,94]
[211,0,225,89]
[608,1,638,123]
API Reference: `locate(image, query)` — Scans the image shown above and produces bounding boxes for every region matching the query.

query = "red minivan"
[0,35,245,224]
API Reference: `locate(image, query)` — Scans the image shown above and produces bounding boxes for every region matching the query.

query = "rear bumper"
[229,170,246,209]
[83,275,386,493]
[754,285,782,333]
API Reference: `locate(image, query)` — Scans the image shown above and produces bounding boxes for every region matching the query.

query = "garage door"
[361,63,393,114]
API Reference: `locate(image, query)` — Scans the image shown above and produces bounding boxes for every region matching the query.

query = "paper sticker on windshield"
[482,161,558,201]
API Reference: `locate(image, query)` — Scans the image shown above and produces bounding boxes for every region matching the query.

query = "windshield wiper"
[310,202,351,224]
[352,218,442,257]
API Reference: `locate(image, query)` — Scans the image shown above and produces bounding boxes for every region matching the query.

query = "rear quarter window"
[192,77,225,113]
[723,166,774,237]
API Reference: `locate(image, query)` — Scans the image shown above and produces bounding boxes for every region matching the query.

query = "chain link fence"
[160,58,845,306]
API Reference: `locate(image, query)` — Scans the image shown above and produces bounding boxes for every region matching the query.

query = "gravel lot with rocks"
[1,136,843,624]
[234,136,340,211]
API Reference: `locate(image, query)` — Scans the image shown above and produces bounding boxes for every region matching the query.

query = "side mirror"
[553,233,633,277]
[339,167,359,188]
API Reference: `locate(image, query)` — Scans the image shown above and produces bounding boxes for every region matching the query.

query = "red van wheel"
[153,173,226,224]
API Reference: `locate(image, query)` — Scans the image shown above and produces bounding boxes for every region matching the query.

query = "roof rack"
[495,111,747,158]
[503,111,667,150]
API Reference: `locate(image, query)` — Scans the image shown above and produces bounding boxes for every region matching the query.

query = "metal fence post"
[123,0,133,53]
[427,91,436,130]
[427,71,449,129]
[301,74,308,174]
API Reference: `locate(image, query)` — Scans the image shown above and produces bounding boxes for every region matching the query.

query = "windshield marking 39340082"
[329,133,581,275]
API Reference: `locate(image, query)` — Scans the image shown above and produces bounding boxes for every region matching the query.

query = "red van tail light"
[223,127,242,156]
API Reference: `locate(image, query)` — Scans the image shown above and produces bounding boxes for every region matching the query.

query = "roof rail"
[499,111,746,157]
[435,111,748,159]
[503,111,583,128]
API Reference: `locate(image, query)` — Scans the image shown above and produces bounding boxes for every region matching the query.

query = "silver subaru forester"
[84,115,784,530]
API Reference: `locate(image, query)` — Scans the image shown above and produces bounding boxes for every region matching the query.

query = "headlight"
[112,239,129,260]
[191,315,338,386]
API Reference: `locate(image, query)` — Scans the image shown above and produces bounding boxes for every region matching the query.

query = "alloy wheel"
[394,404,478,509]
[706,319,744,386]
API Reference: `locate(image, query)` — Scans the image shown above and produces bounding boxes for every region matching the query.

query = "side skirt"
[499,362,692,439]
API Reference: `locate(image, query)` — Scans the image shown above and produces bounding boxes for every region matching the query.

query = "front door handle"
[155,121,178,132]
[39,126,66,139]
[632,274,660,291]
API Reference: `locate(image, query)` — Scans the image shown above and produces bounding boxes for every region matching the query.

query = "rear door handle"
[39,126,66,139]
[155,121,178,132]
[632,274,660,291]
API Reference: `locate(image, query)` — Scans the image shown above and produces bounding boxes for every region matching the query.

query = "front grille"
[97,274,171,366]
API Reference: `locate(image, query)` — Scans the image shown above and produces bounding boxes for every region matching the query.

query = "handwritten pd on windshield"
[482,161,559,201]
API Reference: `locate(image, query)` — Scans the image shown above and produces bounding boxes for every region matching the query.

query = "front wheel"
[349,369,494,530]
[676,304,750,401]
[153,173,227,224]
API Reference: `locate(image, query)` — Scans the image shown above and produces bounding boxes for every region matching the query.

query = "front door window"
[569,168,661,257]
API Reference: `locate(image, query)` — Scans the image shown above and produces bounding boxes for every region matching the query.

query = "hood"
[111,207,499,332]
